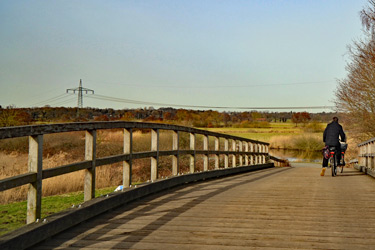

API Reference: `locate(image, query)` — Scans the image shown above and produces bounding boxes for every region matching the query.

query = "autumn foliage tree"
[291,112,311,127]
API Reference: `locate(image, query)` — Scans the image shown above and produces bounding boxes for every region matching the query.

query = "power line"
[51,97,77,107]
[86,94,335,110]
[67,79,94,108]
[85,80,335,89]
[30,93,71,107]
[27,88,64,105]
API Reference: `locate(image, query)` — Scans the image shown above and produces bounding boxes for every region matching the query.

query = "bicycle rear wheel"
[331,157,337,176]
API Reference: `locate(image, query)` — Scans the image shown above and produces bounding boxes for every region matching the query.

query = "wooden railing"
[269,155,290,167]
[0,121,271,224]
[356,137,375,177]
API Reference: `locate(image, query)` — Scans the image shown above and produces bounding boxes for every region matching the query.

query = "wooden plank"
[232,140,236,168]
[203,135,208,171]
[42,161,92,179]
[224,139,229,168]
[0,172,37,191]
[189,133,196,173]
[84,130,96,202]
[214,137,219,169]
[27,135,43,224]
[238,141,243,166]
[244,141,249,165]
[123,128,132,188]
[95,151,160,167]
[95,154,129,166]
[172,131,179,176]
[151,129,159,181]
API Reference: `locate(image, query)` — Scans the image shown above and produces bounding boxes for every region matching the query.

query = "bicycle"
[328,143,347,177]
[328,146,338,176]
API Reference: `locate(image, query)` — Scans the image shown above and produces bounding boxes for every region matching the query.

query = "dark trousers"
[322,145,341,167]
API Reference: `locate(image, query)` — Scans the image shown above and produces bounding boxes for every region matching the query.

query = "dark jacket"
[323,121,346,146]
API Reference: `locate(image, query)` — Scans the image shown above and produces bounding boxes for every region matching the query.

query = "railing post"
[262,145,266,164]
[172,130,179,175]
[203,135,209,171]
[84,130,96,202]
[245,141,249,166]
[368,144,371,168]
[123,128,132,188]
[190,133,196,173]
[359,144,366,167]
[224,138,229,168]
[151,129,159,181]
[264,144,268,163]
[249,142,253,165]
[27,135,43,224]
[370,142,374,169]
[371,142,374,169]
[239,141,243,166]
[232,140,236,167]
[215,137,219,169]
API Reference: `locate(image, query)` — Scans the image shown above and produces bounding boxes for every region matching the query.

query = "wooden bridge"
[1,122,375,249]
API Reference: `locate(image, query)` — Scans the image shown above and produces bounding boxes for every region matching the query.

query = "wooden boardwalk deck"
[32,165,375,250]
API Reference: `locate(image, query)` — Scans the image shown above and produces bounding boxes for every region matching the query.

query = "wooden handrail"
[0,121,270,143]
[0,121,270,224]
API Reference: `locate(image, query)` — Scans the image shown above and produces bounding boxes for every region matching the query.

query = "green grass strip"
[0,186,116,237]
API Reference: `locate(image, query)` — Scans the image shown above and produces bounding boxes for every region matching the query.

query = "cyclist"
[321,117,346,176]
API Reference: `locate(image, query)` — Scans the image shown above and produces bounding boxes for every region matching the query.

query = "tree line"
[0,105,336,128]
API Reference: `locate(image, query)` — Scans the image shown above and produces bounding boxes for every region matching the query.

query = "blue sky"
[0,0,367,112]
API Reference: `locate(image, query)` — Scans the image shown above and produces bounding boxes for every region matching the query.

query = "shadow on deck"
[30,165,375,250]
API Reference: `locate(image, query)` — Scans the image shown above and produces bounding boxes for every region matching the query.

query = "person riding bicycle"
[321,117,346,176]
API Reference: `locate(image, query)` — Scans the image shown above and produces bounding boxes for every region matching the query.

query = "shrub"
[270,134,324,151]
[304,121,324,133]
[292,134,324,151]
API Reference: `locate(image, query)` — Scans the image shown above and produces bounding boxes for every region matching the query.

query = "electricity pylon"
[67,79,94,108]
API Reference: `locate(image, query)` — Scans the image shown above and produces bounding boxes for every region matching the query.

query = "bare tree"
[361,0,375,38]
[336,1,375,138]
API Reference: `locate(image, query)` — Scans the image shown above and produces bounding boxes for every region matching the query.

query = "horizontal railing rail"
[0,121,269,142]
[0,121,270,225]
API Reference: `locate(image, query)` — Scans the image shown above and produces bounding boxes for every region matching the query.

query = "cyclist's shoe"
[320,167,326,176]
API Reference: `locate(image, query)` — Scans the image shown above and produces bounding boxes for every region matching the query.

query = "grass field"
[206,122,312,142]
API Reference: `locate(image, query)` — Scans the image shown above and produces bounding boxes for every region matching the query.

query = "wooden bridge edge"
[0,163,274,250]
[354,164,375,178]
